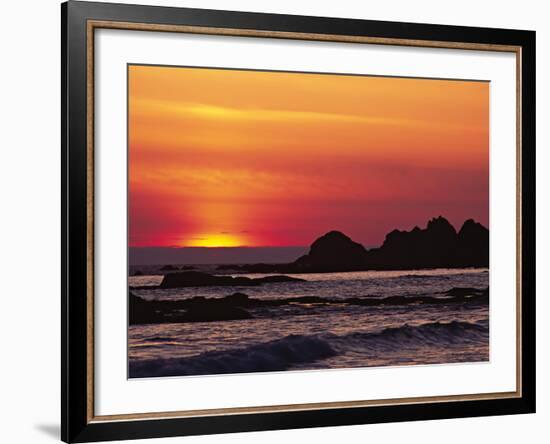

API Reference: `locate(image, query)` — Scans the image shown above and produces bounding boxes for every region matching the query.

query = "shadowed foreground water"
[129,268,489,378]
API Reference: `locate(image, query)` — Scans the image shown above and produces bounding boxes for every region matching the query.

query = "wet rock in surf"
[160,271,304,288]
[129,292,252,324]
[223,292,250,305]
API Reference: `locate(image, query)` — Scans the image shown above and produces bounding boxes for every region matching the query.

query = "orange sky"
[128,65,489,248]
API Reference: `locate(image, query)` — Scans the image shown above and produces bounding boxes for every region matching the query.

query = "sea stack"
[292,231,369,271]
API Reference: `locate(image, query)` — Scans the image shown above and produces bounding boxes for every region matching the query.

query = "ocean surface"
[128,267,489,378]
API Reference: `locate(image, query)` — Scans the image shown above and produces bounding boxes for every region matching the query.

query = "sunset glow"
[128,65,489,248]
[184,233,249,248]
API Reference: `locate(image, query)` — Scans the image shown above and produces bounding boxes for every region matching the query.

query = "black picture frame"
[62,1,536,442]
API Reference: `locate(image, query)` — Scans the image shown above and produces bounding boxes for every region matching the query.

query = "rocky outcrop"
[232,216,488,273]
[159,271,305,289]
[455,219,489,267]
[292,231,369,272]
[129,293,253,325]
[291,216,488,271]
[129,286,489,325]
[365,216,461,269]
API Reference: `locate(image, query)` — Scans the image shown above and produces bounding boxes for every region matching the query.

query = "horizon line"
[129,217,487,250]
[130,245,311,249]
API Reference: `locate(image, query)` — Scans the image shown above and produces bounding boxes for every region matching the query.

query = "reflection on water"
[129,268,489,378]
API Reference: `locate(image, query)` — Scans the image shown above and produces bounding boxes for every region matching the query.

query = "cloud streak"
[128,66,489,248]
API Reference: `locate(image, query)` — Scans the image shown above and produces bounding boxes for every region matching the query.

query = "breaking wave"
[129,320,488,378]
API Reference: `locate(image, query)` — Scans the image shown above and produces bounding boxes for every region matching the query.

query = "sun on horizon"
[128,65,489,249]
[182,233,250,248]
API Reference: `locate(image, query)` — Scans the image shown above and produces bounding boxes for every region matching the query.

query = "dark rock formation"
[159,271,305,289]
[365,217,489,269]
[365,216,460,269]
[129,293,252,325]
[455,219,489,267]
[232,216,488,273]
[131,270,144,276]
[254,275,306,284]
[223,292,250,305]
[160,264,178,271]
[292,231,369,272]
[129,293,167,325]
[129,285,489,325]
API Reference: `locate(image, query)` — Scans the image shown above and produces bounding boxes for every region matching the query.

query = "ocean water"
[128,268,489,378]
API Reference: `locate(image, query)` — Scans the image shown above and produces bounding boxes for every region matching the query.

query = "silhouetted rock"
[161,271,217,287]
[132,270,144,276]
[128,284,489,325]
[233,216,488,273]
[129,293,164,324]
[456,219,489,267]
[293,231,369,271]
[129,292,252,325]
[223,292,250,305]
[160,264,178,271]
[444,287,483,297]
[365,216,460,269]
[256,275,304,284]
[160,271,305,288]
[179,265,195,270]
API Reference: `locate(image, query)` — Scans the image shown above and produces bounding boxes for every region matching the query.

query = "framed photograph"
[62,1,535,442]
